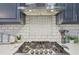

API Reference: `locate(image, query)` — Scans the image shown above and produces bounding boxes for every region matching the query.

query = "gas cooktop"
[14,41,69,55]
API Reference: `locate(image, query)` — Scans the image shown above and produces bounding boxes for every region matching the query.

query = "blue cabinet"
[0,3,25,24]
[55,3,79,24]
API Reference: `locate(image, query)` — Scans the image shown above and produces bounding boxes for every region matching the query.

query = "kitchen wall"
[59,24,79,30]
[20,15,61,42]
[1,15,79,43]
[0,15,61,43]
[59,24,79,36]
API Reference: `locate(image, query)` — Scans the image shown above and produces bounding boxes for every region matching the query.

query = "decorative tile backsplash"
[1,15,79,43]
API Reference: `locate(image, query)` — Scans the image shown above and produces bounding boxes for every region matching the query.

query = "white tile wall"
[59,24,79,30]
[0,15,61,43]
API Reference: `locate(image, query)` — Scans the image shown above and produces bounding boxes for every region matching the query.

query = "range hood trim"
[21,8,62,15]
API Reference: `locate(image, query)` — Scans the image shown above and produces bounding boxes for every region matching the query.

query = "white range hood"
[18,3,63,15]
[21,8,62,15]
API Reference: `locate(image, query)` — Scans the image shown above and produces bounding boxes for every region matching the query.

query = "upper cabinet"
[55,3,79,24]
[0,3,25,24]
[0,4,17,18]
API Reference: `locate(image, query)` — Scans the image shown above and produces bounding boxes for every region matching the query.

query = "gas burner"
[15,41,69,55]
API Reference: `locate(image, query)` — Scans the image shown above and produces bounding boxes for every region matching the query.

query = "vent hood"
[19,3,63,15]
[22,9,62,15]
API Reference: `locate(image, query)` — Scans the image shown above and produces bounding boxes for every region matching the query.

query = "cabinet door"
[76,4,79,22]
[55,3,65,24]
[63,3,73,23]
[0,3,21,24]
[56,3,79,24]
[0,4,17,18]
